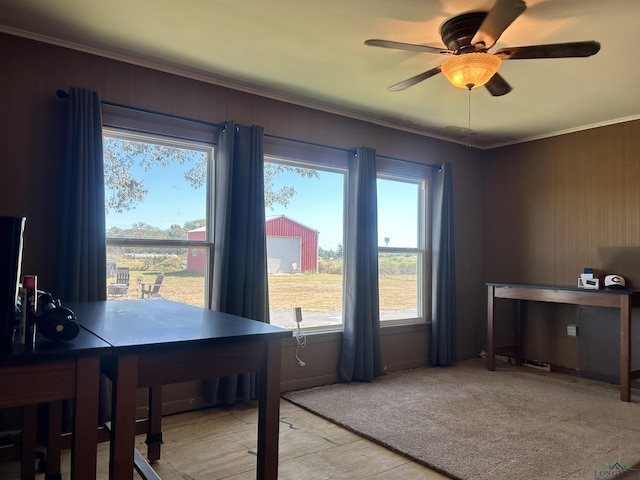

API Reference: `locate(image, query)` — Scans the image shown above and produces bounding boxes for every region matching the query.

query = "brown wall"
[483,121,640,372]
[0,33,485,399]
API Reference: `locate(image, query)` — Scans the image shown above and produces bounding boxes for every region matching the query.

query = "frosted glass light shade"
[441,53,502,90]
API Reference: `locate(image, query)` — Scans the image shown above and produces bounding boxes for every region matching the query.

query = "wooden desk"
[487,283,640,402]
[0,329,110,479]
[70,300,291,480]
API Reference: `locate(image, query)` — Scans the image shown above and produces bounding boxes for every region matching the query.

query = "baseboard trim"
[383,359,429,373]
[550,364,579,376]
[281,373,340,393]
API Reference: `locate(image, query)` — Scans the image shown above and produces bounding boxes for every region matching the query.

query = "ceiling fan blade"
[365,39,452,54]
[471,0,526,49]
[484,73,512,96]
[388,66,443,91]
[494,41,601,60]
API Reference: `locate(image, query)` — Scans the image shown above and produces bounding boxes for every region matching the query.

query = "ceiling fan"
[365,0,601,96]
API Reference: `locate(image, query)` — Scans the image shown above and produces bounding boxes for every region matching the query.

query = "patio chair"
[108,267,130,297]
[141,274,164,299]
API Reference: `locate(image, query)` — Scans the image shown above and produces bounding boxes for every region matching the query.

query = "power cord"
[293,307,306,367]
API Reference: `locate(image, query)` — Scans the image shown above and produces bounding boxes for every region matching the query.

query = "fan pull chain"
[467,87,472,148]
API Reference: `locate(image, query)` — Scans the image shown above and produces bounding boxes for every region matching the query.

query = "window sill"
[287,318,429,340]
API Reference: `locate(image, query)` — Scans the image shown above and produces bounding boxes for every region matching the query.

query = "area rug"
[282,359,640,480]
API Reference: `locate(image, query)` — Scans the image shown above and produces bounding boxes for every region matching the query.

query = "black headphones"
[37,292,80,341]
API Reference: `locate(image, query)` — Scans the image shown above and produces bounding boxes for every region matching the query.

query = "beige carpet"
[283,359,640,480]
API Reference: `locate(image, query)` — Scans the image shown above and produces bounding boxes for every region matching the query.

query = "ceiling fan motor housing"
[440,12,488,52]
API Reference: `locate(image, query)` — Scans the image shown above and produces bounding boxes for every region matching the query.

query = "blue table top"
[68,299,291,352]
[0,326,111,366]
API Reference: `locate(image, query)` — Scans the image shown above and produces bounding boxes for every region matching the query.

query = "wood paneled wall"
[484,120,640,369]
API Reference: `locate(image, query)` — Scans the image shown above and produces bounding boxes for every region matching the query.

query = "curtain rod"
[264,133,441,170]
[56,89,224,130]
[264,133,353,153]
[56,89,441,170]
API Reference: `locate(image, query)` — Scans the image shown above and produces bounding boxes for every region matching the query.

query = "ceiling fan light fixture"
[441,53,502,90]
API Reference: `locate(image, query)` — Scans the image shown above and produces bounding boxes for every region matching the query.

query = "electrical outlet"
[567,324,578,337]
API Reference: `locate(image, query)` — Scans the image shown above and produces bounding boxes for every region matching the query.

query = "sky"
[105,155,207,231]
[105,147,419,249]
[266,168,419,250]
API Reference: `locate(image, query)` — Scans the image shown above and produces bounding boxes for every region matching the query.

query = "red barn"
[186,226,206,273]
[265,215,318,274]
[187,217,318,274]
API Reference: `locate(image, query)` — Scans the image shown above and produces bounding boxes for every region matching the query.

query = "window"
[103,129,213,307]
[102,115,430,328]
[264,156,346,330]
[263,146,430,331]
[377,175,427,324]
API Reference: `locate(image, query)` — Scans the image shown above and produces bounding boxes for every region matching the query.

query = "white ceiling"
[1,0,639,149]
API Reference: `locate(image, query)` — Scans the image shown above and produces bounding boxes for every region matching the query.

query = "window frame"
[102,117,433,327]
[263,140,433,331]
[102,126,215,307]
[263,152,348,333]
[376,172,430,326]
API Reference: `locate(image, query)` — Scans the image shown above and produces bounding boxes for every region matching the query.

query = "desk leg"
[21,404,37,480]
[71,356,100,480]
[620,297,632,402]
[109,355,139,480]
[256,338,282,480]
[146,386,163,463]
[46,400,62,480]
[516,300,525,367]
[487,285,495,371]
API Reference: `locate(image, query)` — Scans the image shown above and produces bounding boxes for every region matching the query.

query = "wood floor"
[0,399,449,479]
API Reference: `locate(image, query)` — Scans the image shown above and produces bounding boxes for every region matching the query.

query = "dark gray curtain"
[55,87,106,302]
[430,162,457,366]
[204,121,269,405]
[339,147,383,382]
[54,87,107,431]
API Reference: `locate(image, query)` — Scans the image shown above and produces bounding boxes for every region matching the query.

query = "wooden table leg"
[146,386,163,463]
[109,355,139,480]
[21,404,37,480]
[72,356,100,479]
[516,300,525,367]
[256,338,282,480]
[620,296,631,402]
[487,285,496,371]
[45,400,63,480]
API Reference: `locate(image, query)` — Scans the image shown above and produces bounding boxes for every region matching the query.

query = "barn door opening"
[267,236,301,274]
